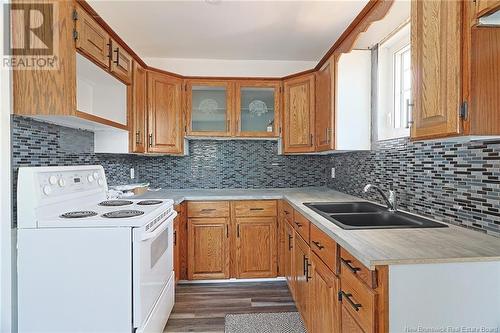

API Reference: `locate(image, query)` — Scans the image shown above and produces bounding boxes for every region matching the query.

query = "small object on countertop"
[110,183,150,196]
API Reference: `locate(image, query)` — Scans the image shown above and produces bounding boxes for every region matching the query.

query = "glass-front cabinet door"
[187,81,233,136]
[235,81,281,137]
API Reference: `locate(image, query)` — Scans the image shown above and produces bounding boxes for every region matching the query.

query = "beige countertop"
[136,187,500,269]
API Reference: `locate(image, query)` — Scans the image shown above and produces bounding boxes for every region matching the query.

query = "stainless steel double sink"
[304,202,448,230]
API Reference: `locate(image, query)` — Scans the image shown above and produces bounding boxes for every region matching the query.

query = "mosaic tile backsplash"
[11,115,328,190]
[327,137,500,237]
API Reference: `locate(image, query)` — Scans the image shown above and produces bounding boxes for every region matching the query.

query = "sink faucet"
[363,184,397,212]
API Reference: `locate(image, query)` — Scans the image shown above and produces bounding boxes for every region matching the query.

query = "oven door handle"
[141,211,177,241]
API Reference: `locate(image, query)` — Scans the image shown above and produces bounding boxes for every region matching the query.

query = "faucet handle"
[363,184,371,192]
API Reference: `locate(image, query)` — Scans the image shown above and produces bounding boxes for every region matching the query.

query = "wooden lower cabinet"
[187,217,230,280]
[309,252,340,333]
[234,217,277,278]
[173,216,180,282]
[292,231,311,329]
[284,221,295,292]
[341,306,365,333]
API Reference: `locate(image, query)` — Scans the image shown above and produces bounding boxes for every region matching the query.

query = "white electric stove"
[17,165,176,333]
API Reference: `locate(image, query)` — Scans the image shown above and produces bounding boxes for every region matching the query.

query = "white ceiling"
[88,0,369,62]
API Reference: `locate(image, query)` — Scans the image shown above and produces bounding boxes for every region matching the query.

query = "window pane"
[191,85,227,132]
[240,87,275,133]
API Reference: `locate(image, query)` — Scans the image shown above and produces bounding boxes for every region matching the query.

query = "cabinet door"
[188,218,230,280]
[110,40,133,84]
[283,73,315,153]
[315,60,334,151]
[75,5,110,69]
[147,71,184,154]
[131,63,146,153]
[235,81,281,137]
[285,221,295,292]
[309,253,340,333]
[235,217,277,278]
[187,81,234,136]
[410,0,462,140]
[293,231,310,329]
[341,306,364,333]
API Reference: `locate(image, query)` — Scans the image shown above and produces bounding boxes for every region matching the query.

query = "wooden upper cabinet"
[410,0,462,140]
[110,40,133,84]
[234,217,277,278]
[147,71,184,154]
[186,80,234,136]
[188,218,230,280]
[309,252,340,333]
[74,5,110,70]
[475,0,500,16]
[469,27,500,135]
[131,63,146,153]
[315,60,334,151]
[283,73,315,153]
[235,81,281,137]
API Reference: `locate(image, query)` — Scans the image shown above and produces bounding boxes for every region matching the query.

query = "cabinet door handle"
[294,221,302,228]
[339,291,362,312]
[303,254,307,276]
[135,131,140,144]
[310,133,313,146]
[237,224,240,238]
[406,99,414,129]
[106,42,112,59]
[341,258,361,274]
[113,48,120,65]
[173,230,177,246]
[249,208,264,211]
[148,134,153,147]
[303,255,311,281]
[288,234,293,250]
[312,240,324,250]
[284,210,291,216]
[226,224,229,238]
[226,119,230,131]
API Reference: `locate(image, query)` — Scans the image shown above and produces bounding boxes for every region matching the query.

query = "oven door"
[132,211,176,329]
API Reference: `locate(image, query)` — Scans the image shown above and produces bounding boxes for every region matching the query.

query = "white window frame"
[376,23,411,141]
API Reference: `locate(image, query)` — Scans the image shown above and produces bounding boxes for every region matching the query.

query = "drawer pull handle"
[294,221,302,228]
[200,208,216,213]
[312,240,324,250]
[341,258,361,274]
[284,210,291,215]
[250,208,264,211]
[339,291,362,312]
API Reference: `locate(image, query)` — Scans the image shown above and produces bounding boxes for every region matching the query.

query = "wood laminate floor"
[164,280,297,333]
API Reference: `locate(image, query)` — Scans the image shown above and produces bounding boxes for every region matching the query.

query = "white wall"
[144,57,317,77]
[0,1,13,331]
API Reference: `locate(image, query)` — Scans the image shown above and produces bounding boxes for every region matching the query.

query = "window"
[393,45,411,129]
[376,23,411,140]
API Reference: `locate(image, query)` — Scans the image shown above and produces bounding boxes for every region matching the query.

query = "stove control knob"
[87,175,94,183]
[58,178,66,187]
[43,185,52,195]
[93,172,99,179]
[49,175,58,185]
[97,178,104,186]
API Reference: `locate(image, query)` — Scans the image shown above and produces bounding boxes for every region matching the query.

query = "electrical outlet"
[130,168,135,179]
[331,167,335,179]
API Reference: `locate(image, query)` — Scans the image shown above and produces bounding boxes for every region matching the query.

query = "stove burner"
[99,200,133,207]
[60,211,98,219]
[137,200,163,206]
[102,210,144,218]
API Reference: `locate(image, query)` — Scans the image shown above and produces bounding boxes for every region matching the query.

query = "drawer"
[282,201,294,222]
[310,223,338,273]
[340,262,376,333]
[233,200,277,217]
[187,201,230,218]
[340,248,377,289]
[292,211,310,243]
